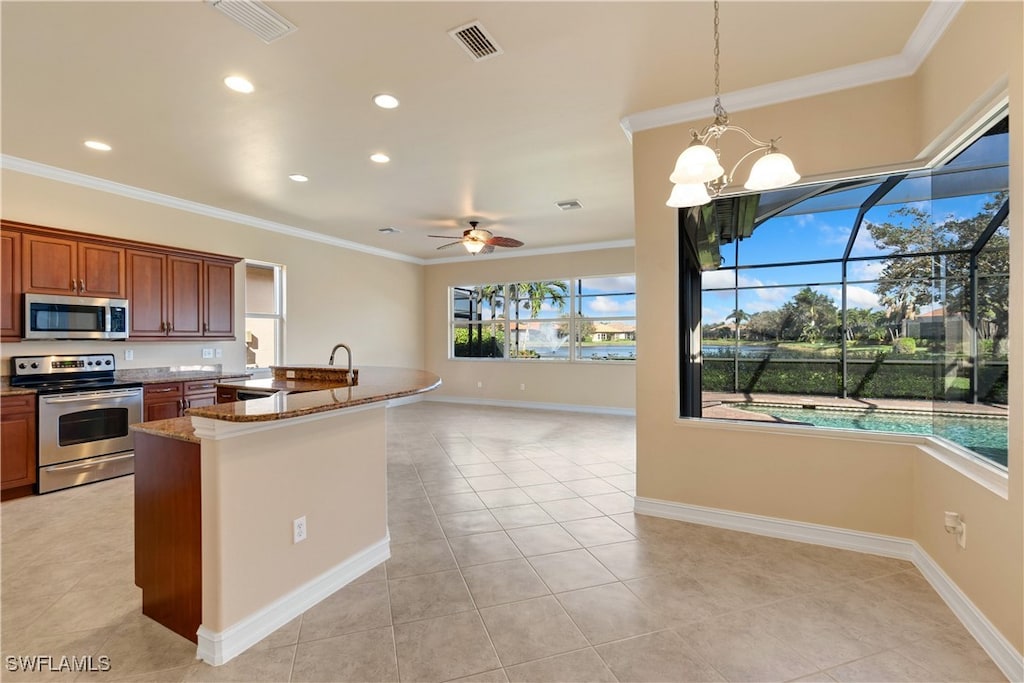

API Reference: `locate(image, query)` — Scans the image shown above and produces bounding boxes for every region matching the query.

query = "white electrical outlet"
[293,516,307,544]
[286,370,296,379]
[958,521,967,549]
[124,349,134,361]
[477,381,483,388]
[202,348,214,359]
[520,383,526,391]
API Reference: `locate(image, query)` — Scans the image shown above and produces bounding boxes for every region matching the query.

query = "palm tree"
[726,309,749,341]
[512,281,569,355]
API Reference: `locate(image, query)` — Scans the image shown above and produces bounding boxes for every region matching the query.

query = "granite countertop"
[0,382,36,397]
[187,366,440,424]
[118,368,251,384]
[214,377,345,393]
[131,416,198,443]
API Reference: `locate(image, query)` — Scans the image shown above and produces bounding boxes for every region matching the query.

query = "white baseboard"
[196,536,390,666]
[633,497,1023,682]
[387,394,425,407]
[426,395,635,417]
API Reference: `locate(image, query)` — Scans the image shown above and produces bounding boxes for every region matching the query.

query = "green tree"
[745,309,784,341]
[867,192,1008,356]
[726,309,750,340]
[778,288,839,343]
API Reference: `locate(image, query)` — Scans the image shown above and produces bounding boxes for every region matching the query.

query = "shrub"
[892,337,917,354]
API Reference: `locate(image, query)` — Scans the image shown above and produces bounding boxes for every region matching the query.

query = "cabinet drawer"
[144,382,183,399]
[183,380,217,396]
[1,394,35,413]
[216,388,236,404]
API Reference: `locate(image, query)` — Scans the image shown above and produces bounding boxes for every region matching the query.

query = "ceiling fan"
[428,221,524,255]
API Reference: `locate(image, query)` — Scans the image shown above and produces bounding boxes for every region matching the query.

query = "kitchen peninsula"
[131,366,440,666]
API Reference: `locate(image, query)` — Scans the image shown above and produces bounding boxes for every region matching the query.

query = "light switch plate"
[202,348,214,359]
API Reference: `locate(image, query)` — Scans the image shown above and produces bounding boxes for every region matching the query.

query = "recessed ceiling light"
[288,174,309,182]
[84,140,112,152]
[378,227,401,234]
[224,75,255,94]
[372,93,400,109]
[370,153,390,164]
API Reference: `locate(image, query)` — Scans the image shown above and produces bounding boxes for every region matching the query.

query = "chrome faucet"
[328,343,352,379]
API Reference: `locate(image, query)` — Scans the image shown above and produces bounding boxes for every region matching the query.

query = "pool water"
[735,404,1008,468]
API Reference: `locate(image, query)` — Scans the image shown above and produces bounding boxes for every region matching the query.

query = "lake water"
[521,344,636,359]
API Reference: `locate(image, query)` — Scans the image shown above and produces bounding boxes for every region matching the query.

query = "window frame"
[244,260,286,369]
[447,274,636,364]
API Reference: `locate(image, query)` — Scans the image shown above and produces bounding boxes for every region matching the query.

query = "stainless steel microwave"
[23,293,129,340]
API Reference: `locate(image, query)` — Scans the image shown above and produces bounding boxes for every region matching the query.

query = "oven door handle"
[42,390,142,404]
[43,452,135,472]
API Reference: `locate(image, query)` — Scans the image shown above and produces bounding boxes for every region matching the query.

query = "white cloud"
[849,260,884,281]
[825,285,881,310]
[589,296,636,315]
[582,276,635,293]
[701,270,735,289]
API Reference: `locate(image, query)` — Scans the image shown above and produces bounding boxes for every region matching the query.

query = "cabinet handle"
[79,279,86,292]
[180,398,188,411]
[149,387,176,393]
[203,322,208,333]
[71,279,77,293]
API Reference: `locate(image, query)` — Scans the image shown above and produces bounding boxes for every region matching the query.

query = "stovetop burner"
[9,353,141,394]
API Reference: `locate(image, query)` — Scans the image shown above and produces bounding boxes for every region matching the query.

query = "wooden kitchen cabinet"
[1,394,37,499]
[144,382,184,421]
[22,232,125,297]
[183,380,218,411]
[127,249,169,337]
[1,230,22,341]
[127,250,236,340]
[3,220,237,341]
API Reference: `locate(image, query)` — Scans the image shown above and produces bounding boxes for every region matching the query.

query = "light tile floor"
[0,402,1007,682]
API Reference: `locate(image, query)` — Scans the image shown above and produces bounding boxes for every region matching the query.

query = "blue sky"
[701,190,1003,325]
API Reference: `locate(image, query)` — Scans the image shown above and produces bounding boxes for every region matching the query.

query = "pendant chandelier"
[666,0,800,208]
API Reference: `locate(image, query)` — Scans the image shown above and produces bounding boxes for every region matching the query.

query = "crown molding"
[423,238,635,266]
[620,0,963,136]
[1,154,423,265]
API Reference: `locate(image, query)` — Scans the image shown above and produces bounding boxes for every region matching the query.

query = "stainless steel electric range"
[10,353,143,494]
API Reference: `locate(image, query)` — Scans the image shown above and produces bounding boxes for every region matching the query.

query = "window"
[680,116,1009,468]
[450,275,636,362]
[245,261,285,369]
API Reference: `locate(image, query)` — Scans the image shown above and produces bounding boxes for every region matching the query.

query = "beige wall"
[0,170,425,372]
[633,0,1022,654]
[424,247,636,411]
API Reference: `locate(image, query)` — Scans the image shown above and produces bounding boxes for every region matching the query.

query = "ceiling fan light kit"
[427,220,524,256]
[666,0,800,209]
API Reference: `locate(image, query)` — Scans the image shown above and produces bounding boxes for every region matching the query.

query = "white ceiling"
[1,1,935,262]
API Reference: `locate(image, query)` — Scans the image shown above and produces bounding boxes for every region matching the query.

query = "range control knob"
[30,362,39,369]
[105,359,112,366]
[17,362,26,369]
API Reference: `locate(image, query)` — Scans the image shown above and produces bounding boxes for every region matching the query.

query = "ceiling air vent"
[448,21,503,62]
[555,199,583,211]
[208,0,296,44]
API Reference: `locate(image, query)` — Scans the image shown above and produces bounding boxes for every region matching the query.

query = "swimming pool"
[734,404,1008,468]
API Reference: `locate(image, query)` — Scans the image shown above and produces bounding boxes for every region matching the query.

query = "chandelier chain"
[712,0,727,124]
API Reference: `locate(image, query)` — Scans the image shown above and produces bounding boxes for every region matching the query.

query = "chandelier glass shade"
[666,1,800,209]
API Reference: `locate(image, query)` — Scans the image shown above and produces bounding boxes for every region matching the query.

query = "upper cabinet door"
[22,234,77,295]
[126,249,168,337]
[78,242,125,298]
[203,261,234,337]
[167,255,202,337]
[0,231,22,340]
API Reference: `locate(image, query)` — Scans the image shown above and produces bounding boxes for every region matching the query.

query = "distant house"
[902,306,970,344]
[591,321,636,341]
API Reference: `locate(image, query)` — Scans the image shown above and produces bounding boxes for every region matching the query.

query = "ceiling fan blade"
[428,234,463,239]
[479,244,495,255]
[436,241,464,250]
[487,236,524,248]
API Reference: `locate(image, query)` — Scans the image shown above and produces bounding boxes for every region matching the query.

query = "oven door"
[38,388,143,466]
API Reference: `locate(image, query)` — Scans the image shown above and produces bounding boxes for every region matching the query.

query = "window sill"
[674,416,1009,499]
